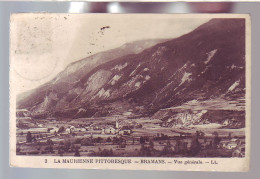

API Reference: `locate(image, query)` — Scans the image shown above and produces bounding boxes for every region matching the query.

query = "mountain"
[17,39,167,112]
[17,18,246,128]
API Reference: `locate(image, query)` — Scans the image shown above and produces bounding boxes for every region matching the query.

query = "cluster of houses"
[100,120,132,135]
[101,125,132,135]
[220,138,245,157]
[221,138,242,149]
[49,120,133,136]
[16,109,135,136]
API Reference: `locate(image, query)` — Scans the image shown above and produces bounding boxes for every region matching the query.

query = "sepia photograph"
[9,13,251,171]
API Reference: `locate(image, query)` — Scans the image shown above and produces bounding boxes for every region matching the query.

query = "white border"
[9,13,251,171]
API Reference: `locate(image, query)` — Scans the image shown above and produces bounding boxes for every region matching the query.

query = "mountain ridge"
[17,18,246,128]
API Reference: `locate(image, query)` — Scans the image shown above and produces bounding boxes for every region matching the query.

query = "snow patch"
[130,70,136,77]
[231,64,244,70]
[179,72,192,86]
[75,108,87,116]
[110,75,121,85]
[145,75,151,81]
[228,80,240,92]
[130,64,141,76]
[86,70,112,92]
[201,66,210,74]
[113,62,128,71]
[97,88,111,98]
[78,108,86,113]
[231,64,236,69]
[204,49,218,64]
[103,90,111,98]
[135,82,141,88]
[97,88,105,97]
[190,99,198,104]
[182,64,187,69]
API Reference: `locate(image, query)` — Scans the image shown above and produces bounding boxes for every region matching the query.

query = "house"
[66,128,71,134]
[232,144,245,157]
[226,143,238,149]
[49,127,59,134]
[230,138,241,145]
[66,126,76,134]
[88,124,100,130]
[104,127,117,134]
[119,126,132,135]
[223,119,230,126]
[224,138,241,150]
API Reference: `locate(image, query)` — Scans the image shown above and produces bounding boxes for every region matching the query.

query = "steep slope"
[17,18,246,126]
[17,39,167,112]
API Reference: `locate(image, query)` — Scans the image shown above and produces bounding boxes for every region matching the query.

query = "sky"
[10,14,211,94]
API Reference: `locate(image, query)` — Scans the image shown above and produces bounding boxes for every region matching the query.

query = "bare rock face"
[153,108,245,129]
[17,18,246,128]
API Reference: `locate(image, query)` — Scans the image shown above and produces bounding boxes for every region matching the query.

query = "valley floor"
[16,117,246,158]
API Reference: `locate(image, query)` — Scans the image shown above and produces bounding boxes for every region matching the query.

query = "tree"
[106,137,112,143]
[110,149,113,156]
[161,141,173,156]
[58,147,64,156]
[75,138,82,144]
[228,132,232,139]
[82,138,94,146]
[46,139,53,146]
[149,140,154,150]
[26,131,32,143]
[59,141,64,146]
[64,140,71,152]
[32,136,37,143]
[99,149,113,156]
[58,126,65,133]
[189,137,201,156]
[112,137,119,144]
[74,148,80,157]
[44,146,53,153]
[139,144,152,157]
[96,137,103,144]
[136,124,142,128]
[212,131,221,149]
[196,130,205,137]
[140,136,145,144]
[174,139,179,153]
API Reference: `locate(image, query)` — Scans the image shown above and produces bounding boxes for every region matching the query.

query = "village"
[16,109,245,158]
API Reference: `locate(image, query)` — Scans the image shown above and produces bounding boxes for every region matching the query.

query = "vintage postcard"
[10,13,251,171]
